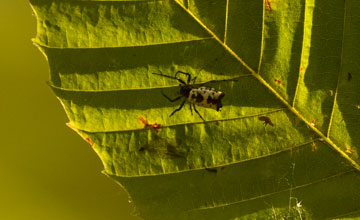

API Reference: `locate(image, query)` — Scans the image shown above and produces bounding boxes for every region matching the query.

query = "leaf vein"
[292,0,313,108]
[327,2,348,138]
[257,0,265,74]
[187,169,356,213]
[224,0,229,44]
[34,37,214,49]
[72,108,286,133]
[103,138,325,178]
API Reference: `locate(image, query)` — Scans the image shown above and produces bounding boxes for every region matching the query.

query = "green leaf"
[30,0,360,219]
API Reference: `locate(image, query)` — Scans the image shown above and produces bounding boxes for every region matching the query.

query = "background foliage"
[0,2,137,220]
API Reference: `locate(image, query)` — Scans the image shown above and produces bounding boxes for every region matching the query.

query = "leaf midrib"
[173,0,360,171]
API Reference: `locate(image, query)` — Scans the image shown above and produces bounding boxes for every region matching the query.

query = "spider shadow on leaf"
[138,133,189,159]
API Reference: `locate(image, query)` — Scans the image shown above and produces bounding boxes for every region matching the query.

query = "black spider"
[153,71,235,121]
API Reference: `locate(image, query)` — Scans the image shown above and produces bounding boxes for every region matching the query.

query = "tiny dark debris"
[205,168,218,173]
[274,78,282,86]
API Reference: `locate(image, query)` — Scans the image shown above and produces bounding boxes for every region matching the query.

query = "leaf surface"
[30,0,360,219]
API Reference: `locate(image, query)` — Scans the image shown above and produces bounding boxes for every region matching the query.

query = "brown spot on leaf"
[274,78,282,86]
[265,0,272,12]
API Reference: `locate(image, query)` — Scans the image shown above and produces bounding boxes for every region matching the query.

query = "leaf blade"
[30,0,360,219]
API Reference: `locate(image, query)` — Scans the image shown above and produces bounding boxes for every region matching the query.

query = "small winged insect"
[258,116,274,126]
[153,71,235,120]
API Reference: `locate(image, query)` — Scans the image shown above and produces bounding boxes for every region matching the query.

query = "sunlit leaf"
[30,0,360,219]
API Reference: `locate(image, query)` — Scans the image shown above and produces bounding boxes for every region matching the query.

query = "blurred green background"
[0,2,139,220]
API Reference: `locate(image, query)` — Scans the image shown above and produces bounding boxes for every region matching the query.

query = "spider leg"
[192,76,197,84]
[175,71,192,84]
[198,78,239,86]
[152,72,186,85]
[193,104,205,121]
[161,91,182,102]
[189,103,193,115]
[170,100,186,117]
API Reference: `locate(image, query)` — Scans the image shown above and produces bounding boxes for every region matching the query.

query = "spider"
[153,71,235,121]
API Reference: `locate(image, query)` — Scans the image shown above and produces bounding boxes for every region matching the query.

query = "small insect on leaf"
[258,116,274,126]
[138,116,161,132]
[348,72,352,82]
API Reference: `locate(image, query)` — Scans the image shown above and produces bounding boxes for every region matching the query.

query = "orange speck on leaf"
[310,119,316,127]
[138,116,147,125]
[265,0,272,12]
[85,138,94,146]
[345,146,354,154]
[138,116,161,132]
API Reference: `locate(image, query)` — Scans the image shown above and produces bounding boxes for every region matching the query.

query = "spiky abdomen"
[187,87,225,111]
